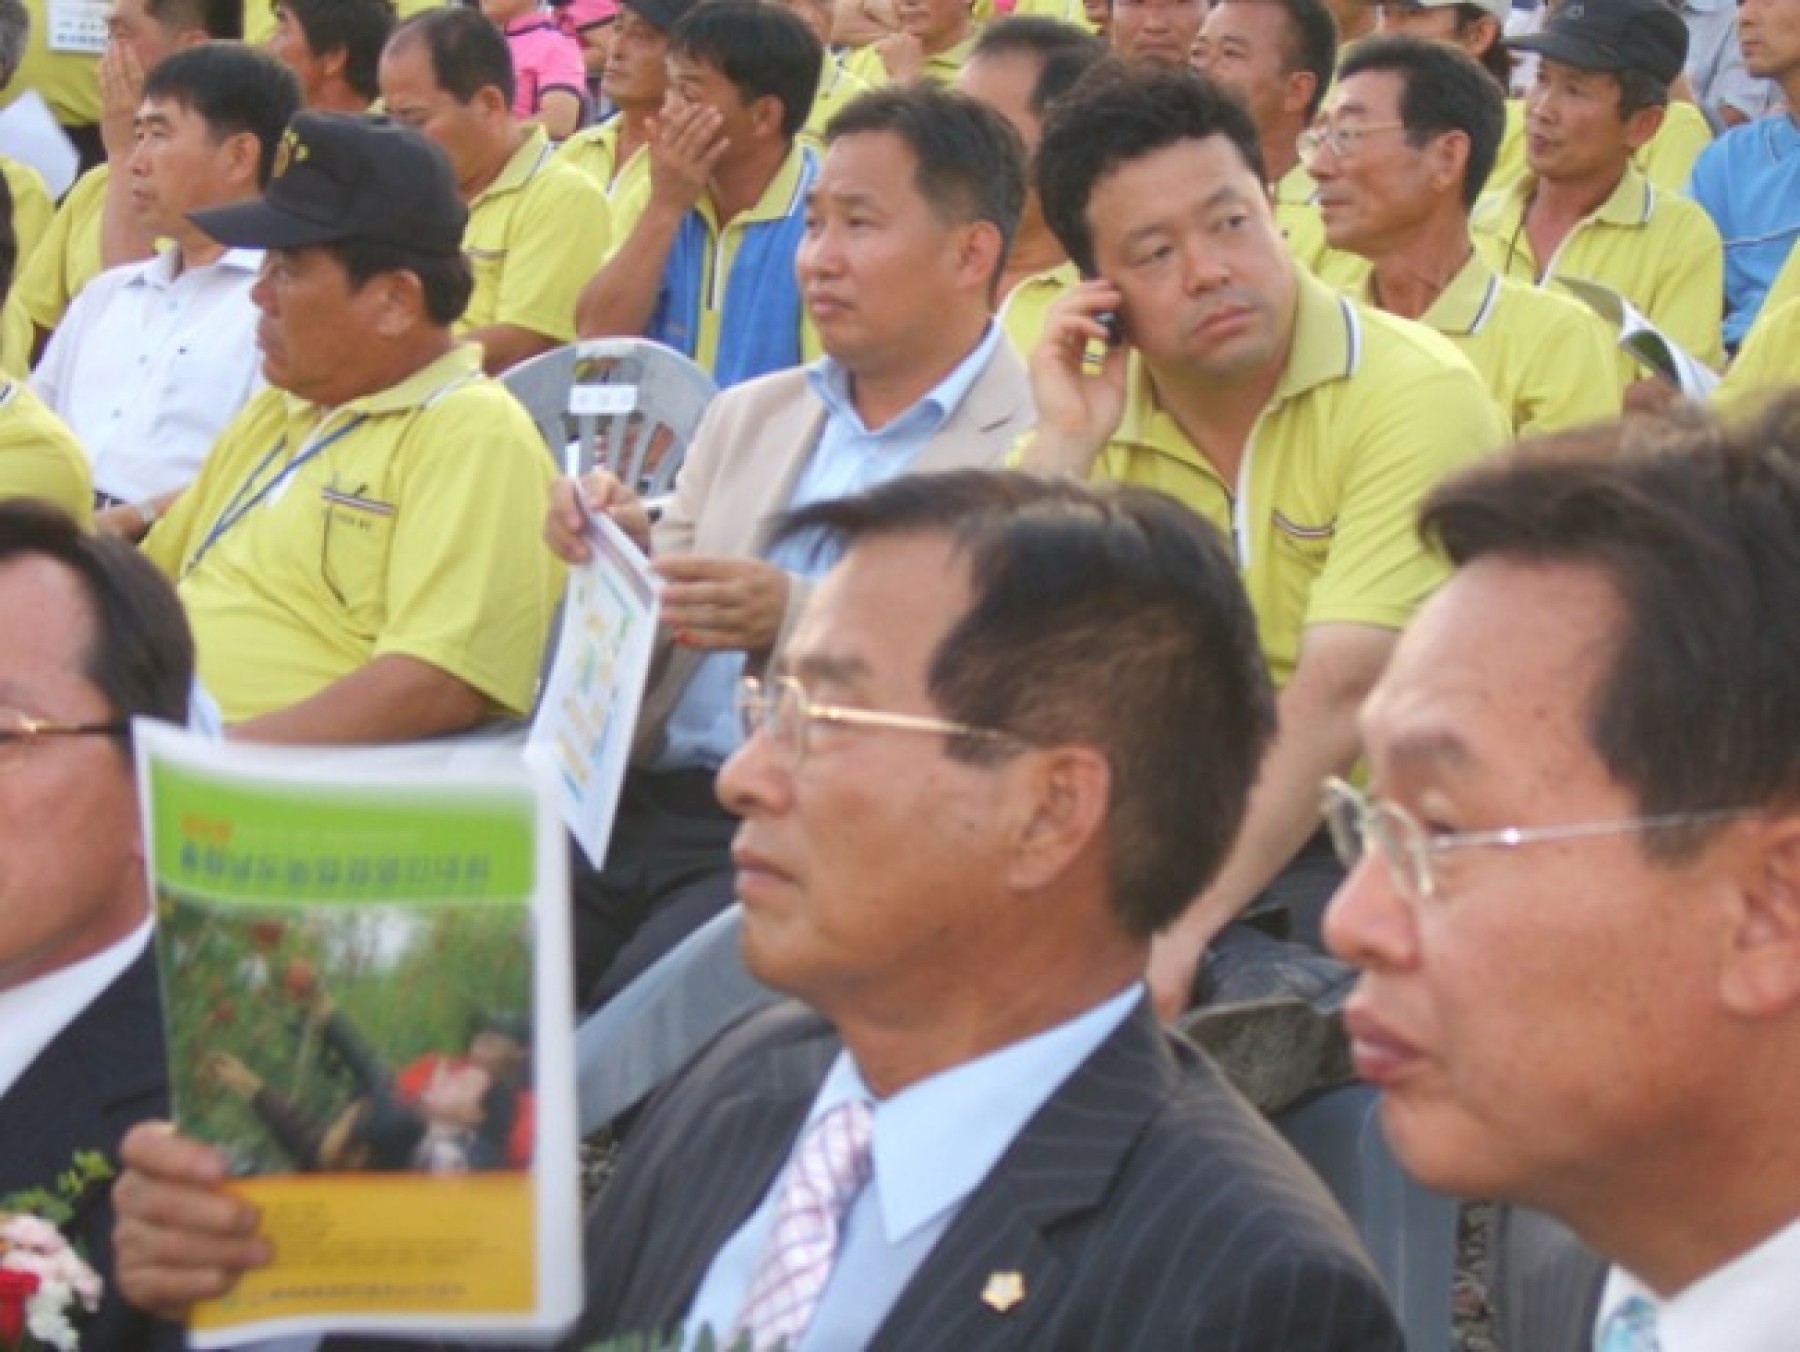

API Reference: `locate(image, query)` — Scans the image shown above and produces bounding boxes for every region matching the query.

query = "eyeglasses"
[735,675,1022,767]
[1296,120,1409,162]
[0,707,129,766]
[1320,776,1763,905]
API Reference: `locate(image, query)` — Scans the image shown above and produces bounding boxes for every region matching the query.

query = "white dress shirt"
[1596,1216,1800,1352]
[0,920,151,1098]
[31,245,264,501]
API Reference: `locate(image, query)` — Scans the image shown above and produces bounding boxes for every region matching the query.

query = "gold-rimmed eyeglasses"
[736,675,1023,767]
[0,707,130,766]
[1321,776,1763,905]
[1297,120,1409,162]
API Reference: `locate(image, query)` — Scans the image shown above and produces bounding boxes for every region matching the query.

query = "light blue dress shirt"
[680,982,1143,1351]
[653,323,1005,772]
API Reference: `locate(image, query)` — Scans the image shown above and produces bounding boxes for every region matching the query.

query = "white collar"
[0,920,152,1098]
[1598,1215,1800,1352]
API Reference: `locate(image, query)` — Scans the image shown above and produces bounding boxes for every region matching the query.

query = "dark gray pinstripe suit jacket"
[569,997,1406,1351]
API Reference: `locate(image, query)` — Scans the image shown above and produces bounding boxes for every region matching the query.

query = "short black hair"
[776,471,1275,940]
[276,0,397,102]
[0,0,27,90]
[825,85,1028,278]
[143,44,302,186]
[1214,0,1339,121]
[1420,394,1800,857]
[1340,33,1504,206]
[1037,60,1265,275]
[1615,65,1670,117]
[146,0,242,39]
[389,6,515,108]
[968,16,1107,117]
[669,0,821,142]
[326,234,474,327]
[0,501,195,746]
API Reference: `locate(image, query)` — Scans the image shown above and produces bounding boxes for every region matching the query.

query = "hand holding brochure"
[135,724,580,1348]
[1556,277,1720,399]
[526,505,661,870]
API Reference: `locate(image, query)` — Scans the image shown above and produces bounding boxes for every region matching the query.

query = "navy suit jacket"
[0,945,184,1351]
[570,998,1405,1351]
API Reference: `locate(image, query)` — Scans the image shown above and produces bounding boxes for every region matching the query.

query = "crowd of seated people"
[0,0,1795,1344]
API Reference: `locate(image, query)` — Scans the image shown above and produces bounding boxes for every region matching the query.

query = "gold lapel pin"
[981,1271,1026,1314]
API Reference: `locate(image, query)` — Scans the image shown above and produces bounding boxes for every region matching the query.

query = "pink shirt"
[504,15,587,119]
[556,0,618,34]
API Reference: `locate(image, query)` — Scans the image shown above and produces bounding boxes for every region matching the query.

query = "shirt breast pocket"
[464,247,507,327]
[320,487,397,635]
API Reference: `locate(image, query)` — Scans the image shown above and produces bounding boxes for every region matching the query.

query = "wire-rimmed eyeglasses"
[1321,776,1763,904]
[735,675,1023,767]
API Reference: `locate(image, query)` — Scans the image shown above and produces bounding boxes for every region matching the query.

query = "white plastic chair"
[501,337,718,495]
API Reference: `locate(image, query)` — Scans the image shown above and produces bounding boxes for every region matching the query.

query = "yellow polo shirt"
[677,141,822,374]
[998,259,1078,360]
[0,379,92,525]
[1472,164,1725,373]
[7,0,100,127]
[1,163,107,372]
[2,156,53,271]
[1089,270,1506,688]
[1487,99,1528,197]
[143,344,563,723]
[552,114,651,203]
[803,55,871,149]
[1274,161,1370,292]
[1366,252,1620,437]
[1635,100,1711,195]
[844,31,980,87]
[462,126,611,344]
[1711,295,1798,420]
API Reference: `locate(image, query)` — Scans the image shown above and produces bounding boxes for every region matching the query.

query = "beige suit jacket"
[632,341,1035,761]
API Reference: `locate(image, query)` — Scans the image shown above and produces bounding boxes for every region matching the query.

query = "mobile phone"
[1081,268,1125,347]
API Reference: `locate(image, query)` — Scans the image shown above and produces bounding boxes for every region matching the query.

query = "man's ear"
[1004,745,1111,893]
[1430,128,1472,200]
[953,217,1005,295]
[748,92,786,141]
[221,129,264,192]
[1621,100,1665,154]
[369,268,430,337]
[1719,814,1800,1018]
[1280,69,1317,121]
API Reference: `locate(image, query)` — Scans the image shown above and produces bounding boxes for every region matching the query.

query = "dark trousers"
[571,766,740,1012]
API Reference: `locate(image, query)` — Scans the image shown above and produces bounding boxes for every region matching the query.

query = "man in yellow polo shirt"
[142,112,561,743]
[1472,0,1726,375]
[576,0,821,387]
[959,17,1102,358]
[1194,0,1369,287]
[379,7,608,374]
[1308,35,1619,434]
[844,0,979,85]
[1,0,234,374]
[553,0,695,199]
[1025,60,1506,1013]
[0,378,92,524]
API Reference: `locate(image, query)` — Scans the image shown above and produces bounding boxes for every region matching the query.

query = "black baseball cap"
[1506,0,1688,86]
[619,0,702,32]
[190,111,468,256]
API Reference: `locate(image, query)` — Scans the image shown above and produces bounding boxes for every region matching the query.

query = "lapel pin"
[981,1271,1025,1314]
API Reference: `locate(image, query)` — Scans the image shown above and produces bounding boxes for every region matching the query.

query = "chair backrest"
[1276,1084,1461,1352]
[501,338,718,496]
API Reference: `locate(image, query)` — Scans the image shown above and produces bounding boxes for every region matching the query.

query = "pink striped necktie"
[729,1098,875,1351]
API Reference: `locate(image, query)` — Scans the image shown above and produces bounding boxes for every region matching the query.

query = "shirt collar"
[133,244,263,289]
[1598,1217,1800,1351]
[474,125,555,206]
[805,321,1002,437]
[1411,252,1504,337]
[282,342,485,423]
[0,921,152,1098]
[700,140,814,232]
[1273,159,1318,207]
[805,984,1142,1245]
[1495,163,1655,230]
